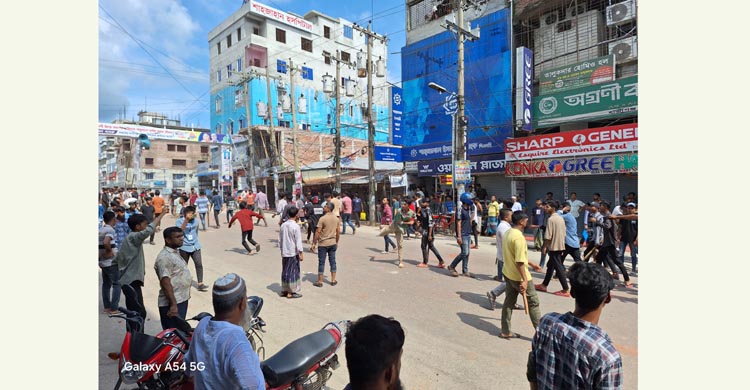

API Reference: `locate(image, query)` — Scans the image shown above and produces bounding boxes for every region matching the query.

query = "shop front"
[416,154,510,200]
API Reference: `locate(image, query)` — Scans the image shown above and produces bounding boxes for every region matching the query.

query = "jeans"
[158,300,189,330]
[241,230,258,252]
[198,212,207,229]
[619,240,638,271]
[226,209,234,223]
[341,213,356,233]
[501,278,541,335]
[420,228,444,264]
[542,250,569,291]
[496,259,504,280]
[538,226,547,268]
[317,245,338,274]
[487,216,498,235]
[100,264,121,311]
[597,245,630,281]
[179,249,204,284]
[353,210,361,227]
[213,209,221,226]
[384,234,396,251]
[450,235,472,273]
[561,244,583,263]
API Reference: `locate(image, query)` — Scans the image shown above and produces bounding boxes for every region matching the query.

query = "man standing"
[583,192,602,234]
[152,190,165,219]
[475,183,488,202]
[447,193,475,278]
[154,226,193,330]
[188,187,198,206]
[176,206,209,292]
[352,192,363,228]
[279,206,304,298]
[211,190,224,228]
[392,200,416,269]
[486,208,527,310]
[527,262,622,389]
[194,190,210,230]
[273,192,288,219]
[618,202,638,274]
[511,195,523,212]
[116,210,168,318]
[559,202,583,264]
[99,211,120,315]
[567,192,586,236]
[344,315,405,390]
[225,192,237,223]
[311,202,340,287]
[113,206,130,249]
[330,191,342,220]
[184,273,265,389]
[536,200,571,297]
[245,189,256,211]
[416,197,445,268]
[591,202,633,288]
[304,196,323,243]
[486,195,500,236]
[140,197,156,245]
[228,201,263,255]
[500,211,543,339]
[341,192,356,235]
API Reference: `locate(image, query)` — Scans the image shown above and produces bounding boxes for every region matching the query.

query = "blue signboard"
[417,155,506,177]
[401,136,504,162]
[391,86,403,145]
[153,180,166,186]
[374,146,402,162]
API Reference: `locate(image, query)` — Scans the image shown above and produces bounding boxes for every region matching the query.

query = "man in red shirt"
[188,188,198,206]
[245,191,256,211]
[228,201,265,255]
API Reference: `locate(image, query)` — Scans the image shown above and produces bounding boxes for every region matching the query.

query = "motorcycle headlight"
[120,360,146,384]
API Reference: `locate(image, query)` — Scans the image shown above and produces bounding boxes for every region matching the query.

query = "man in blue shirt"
[210,190,224,228]
[176,206,208,292]
[352,192,363,228]
[185,273,265,390]
[559,202,583,264]
[194,190,210,230]
[447,193,475,278]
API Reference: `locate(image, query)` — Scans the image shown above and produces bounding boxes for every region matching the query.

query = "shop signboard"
[417,155,505,177]
[505,153,638,178]
[454,160,472,183]
[505,123,638,161]
[534,76,637,127]
[539,55,615,95]
[375,145,402,162]
[391,86,403,145]
[98,122,232,144]
[402,136,503,162]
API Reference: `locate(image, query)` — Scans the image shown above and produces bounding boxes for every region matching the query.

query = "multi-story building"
[208,0,393,191]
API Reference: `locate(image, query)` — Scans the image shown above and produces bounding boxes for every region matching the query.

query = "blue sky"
[98,0,406,128]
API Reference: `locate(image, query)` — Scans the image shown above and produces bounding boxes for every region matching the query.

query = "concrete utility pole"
[353,21,386,225]
[265,66,283,206]
[242,74,258,193]
[288,58,302,196]
[326,51,345,194]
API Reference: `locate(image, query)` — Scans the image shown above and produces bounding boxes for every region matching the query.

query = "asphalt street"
[99,211,638,389]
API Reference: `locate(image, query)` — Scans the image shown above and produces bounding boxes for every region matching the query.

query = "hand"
[519,282,527,295]
[456,237,462,245]
[633,239,638,246]
[298,253,304,261]
[311,245,317,252]
[532,265,542,272]
[167,304,178,318]
[429,235,433,241]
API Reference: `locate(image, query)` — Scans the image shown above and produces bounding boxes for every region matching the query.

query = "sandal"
[499,332,521,339]
[313,282,323,288]
[398,262,404,268]
[330,281,338,286]
[287,293,303,299]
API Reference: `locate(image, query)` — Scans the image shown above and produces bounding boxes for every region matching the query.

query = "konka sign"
[505,153,637,178]
[504,124,637,161]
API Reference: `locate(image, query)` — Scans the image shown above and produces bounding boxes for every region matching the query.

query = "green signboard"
[534,76,637,127]
[539,55,615,95]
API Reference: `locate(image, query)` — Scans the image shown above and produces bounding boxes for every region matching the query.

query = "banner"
[248,1,313,32]
[540,55,616,95]
[417,155,506,177]
[98,122,232,145]
[505,123,638,161]
[221,147,233,185]
[391,86,403,145]
[402,136,503,162]
[374,146,402,162]
[390,173,408,188]
[454,160,472,183]
[515,47,533,131]
[534,76,637,127]
[505,153,638,178]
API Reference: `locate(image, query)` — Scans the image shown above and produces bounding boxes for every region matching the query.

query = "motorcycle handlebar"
[117,307,141,318]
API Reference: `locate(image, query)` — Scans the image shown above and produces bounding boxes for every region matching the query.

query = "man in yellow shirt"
[486,196,500,235]
[500,211,543,339]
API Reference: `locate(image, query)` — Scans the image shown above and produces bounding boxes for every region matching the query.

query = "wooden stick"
[522,290,529,315]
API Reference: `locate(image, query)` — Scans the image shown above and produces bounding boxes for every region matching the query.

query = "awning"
[196,170,219,177]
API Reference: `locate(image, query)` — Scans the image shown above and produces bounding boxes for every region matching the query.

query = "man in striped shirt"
[527,261,622,389]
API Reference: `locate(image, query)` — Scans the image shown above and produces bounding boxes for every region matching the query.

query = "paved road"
[99,212,638,389]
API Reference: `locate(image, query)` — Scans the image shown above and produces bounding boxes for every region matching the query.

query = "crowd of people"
[99,184,636,389]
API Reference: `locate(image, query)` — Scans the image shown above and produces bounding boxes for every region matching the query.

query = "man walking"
[392,200,416,269]
[195,190,210,230]
[500,211,543,339]
[618,202,638,274]
[341,192,356,234]
[352,192,363,228]
[486,208,527,310]
[99,211,121,315]
[536,200,571,297]
[448,193,475,278]
[211,190,224,228]
[154,226,193,330]
[416,197,445,268]
[380,197,397,254]
[486,195,500,236]
[279,206,304,298]
[591,202,633,288]
[176,206,209,292]
[254,188,269,226]
[304,196,323,243]
[311,202,340,287]
[228,201,263,255]
[225,192,237,223]
[527,262,622,389]
[559,202,583,264]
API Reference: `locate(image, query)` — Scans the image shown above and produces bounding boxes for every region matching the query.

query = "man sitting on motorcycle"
[184,273,265,389]
[344,314,405,390]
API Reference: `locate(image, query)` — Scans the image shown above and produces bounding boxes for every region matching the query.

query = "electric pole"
[242,74,258,193]
[265,66,283,207]
[326,51,345,194]
[353,21,386,225]
[288,58,302,196]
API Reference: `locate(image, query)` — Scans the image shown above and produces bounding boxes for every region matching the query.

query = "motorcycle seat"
[261,329,336,387]
[130,332,166,364]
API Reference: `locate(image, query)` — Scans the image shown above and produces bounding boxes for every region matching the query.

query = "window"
[228,121,234,134]
[235,89,244,107]
[173,174,186,180]
[227,64,233,78]
[324,26,331,38]
[217,42,221,55]
[340,51,350,63]
[343,25,353,39]
[301,37,312,52]
[217,70,222,82]
[201,146,209,154]
[197,160,207,164]
[143,172,154,180]
[323,51,331,65]
[123,140,131,148]
[177,145,187,152]
[167,144,176,151]
[215,123,223,134]
[145,158,154,165]
[236,27,241,41]
[236,58,242,72]
[253,26,260,35]
[172,159,187,167]
[246,44,267,68]
[227,34,232,48]
[239,118,246,129]
[276,28,286,43]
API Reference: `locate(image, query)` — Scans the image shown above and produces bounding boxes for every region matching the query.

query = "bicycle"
[433,213,456,236]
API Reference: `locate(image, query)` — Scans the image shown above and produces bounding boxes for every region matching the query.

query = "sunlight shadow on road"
[456,312,532,341]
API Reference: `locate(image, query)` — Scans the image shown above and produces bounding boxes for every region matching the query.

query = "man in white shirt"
[511,195,523,212]
[486,208,523,310]
[567,192,587,236]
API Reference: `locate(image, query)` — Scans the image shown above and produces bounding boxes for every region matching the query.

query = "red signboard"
[504,124,638,161]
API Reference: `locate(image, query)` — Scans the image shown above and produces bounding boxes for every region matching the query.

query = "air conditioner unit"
[539,11,559,30]
[567,3,588,19]
[609,36,638,63]
[606,0,636,26]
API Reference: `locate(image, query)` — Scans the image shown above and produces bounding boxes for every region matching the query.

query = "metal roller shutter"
[524,178,565,205]
[567,174,638,205]
[475,174,512,201]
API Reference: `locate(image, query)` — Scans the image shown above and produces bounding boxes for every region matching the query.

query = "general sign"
[504,124,638,161]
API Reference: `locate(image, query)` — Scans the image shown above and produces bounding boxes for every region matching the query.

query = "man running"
[176,206,209,292]
[228,201,263,255]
